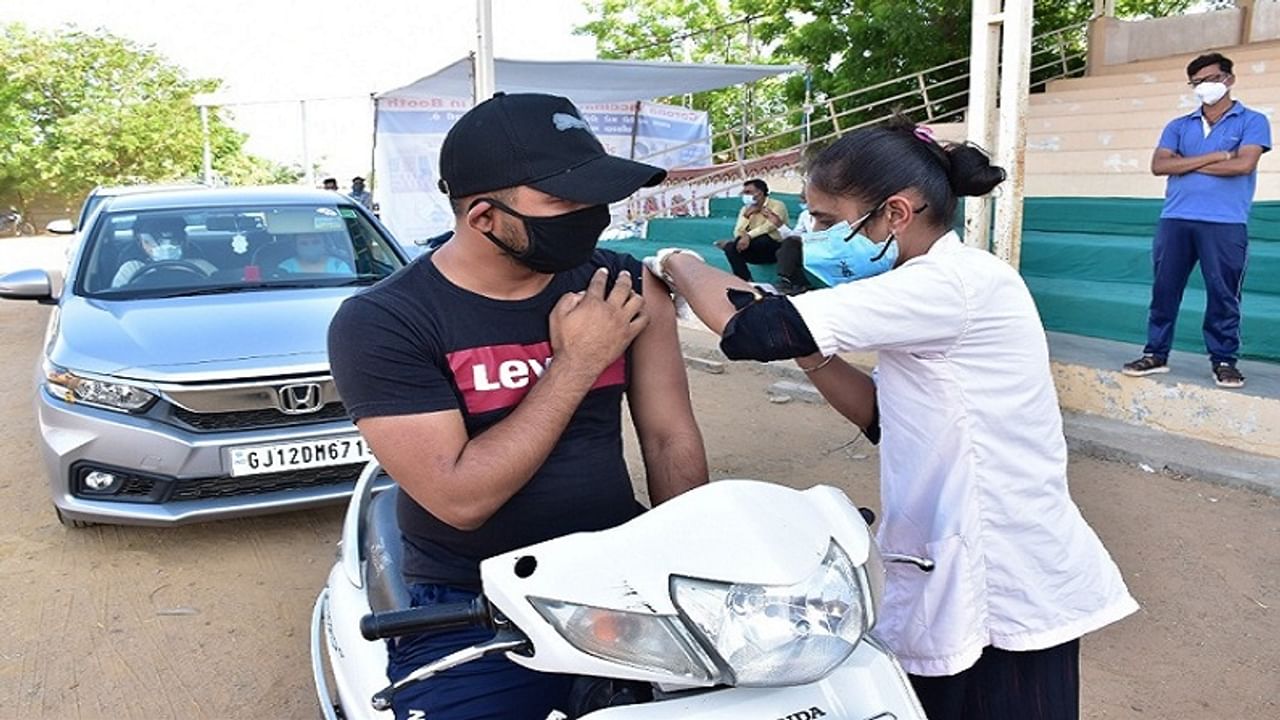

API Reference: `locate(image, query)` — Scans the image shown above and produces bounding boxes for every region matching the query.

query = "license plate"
[226,435,373,477]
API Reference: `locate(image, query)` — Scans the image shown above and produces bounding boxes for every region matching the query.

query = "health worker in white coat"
[646,119,1139,720]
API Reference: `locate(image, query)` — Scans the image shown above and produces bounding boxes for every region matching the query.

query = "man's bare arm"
[1151,147,1231,176]
[1197,145,1265,176]
[358,269,648,530]
[627,267,708,505]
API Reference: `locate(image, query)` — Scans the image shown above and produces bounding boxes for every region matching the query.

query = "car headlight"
[44,363,156,413]
[529,598,718,683]
[671,541,871,686]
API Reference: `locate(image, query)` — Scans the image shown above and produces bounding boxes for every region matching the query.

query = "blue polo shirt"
[1158,100,1271,224]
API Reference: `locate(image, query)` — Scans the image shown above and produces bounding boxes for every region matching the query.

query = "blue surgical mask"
[799,202,808,211]
[800,212,899,282]
[741,194,756,207]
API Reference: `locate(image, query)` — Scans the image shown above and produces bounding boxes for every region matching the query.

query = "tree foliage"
[0,24,297,212]
[578,0,1208,161]
[578,0,799,161]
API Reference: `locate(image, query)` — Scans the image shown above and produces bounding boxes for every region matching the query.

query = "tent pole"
[199,105,213,185]
[369,93,379,211]
[629,101,642,159]
[738,18,754,162]
[299,100,314,187]
[803,68,813,145]
[474,0,496,102]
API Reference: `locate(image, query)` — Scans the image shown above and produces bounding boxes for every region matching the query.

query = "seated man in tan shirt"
[715,178,789,282]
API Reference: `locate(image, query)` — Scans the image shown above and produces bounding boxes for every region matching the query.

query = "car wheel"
[55,506,95,528]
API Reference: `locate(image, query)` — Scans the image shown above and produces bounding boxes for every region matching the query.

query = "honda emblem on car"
[278,383,324,414]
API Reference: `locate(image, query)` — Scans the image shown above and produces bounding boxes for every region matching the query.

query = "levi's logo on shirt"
[446,341,626,414]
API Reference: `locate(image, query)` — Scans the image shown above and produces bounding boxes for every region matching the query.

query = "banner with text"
[373,98,711,243]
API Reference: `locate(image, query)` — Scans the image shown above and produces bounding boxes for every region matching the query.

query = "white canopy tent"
[372,57,802,242]
[377,57,803,104]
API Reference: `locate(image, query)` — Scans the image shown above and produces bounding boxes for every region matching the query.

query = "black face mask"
[471,197,611,274]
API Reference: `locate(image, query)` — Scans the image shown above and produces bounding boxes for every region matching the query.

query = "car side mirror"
[46,219,76,235]
[0,269,57,304]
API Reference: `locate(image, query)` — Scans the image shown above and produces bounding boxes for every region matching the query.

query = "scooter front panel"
[579,639,925,719]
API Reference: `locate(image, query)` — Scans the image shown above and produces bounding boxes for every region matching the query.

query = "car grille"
[168,462,364,501]
[171,402,350,431]
[118,475,157,497]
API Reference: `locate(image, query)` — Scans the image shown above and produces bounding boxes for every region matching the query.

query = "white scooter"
[311,461,931,719]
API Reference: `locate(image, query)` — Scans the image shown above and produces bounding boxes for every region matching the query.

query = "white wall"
[1094,9,1244,67]
[1252,0,1280,42]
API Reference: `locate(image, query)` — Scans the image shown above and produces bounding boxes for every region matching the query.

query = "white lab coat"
[789,232,1138,676]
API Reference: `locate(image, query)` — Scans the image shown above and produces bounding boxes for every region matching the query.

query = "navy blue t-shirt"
[327,249,645,590]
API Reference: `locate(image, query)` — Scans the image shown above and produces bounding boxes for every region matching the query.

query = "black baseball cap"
[438,92,667,205]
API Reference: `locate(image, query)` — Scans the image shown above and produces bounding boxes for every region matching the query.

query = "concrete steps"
[925,41,1280,199]
[1027,86,1280,118]
[1086,39,1280,76]
[1020,230,1280,294]
[1026,147,1275,175]
[1025,173,1280,198]
[1033,76,1279,102]
[1026,106,1272,132]
[1048,41,1280,88]
[1023,128,1186,152]
[1025,274,1280,363]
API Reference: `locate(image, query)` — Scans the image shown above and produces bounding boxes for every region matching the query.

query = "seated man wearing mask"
[327,92,708,720]
[715,178,789,283]
[111,215,215,287]
[278,232,353,274]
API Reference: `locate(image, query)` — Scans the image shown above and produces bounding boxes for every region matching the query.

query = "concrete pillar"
[1085,15,1114,76]
[993,0,1034,269]
[1240,0,1256,44]
[963,0,1001,250]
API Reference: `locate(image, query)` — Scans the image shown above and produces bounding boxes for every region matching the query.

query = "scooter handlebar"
[360,598,491,641]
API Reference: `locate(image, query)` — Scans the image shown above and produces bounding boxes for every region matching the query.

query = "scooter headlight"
[671,541,871,686]
[529,598,718,683]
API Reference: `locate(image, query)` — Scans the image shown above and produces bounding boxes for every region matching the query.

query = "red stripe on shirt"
[446,341,626,414]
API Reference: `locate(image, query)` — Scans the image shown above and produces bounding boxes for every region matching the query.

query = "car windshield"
[77,203,405,298]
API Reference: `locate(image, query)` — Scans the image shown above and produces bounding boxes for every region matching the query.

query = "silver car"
[0,187,407,526]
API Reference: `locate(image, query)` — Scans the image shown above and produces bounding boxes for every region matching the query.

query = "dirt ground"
[0,300,1276,719]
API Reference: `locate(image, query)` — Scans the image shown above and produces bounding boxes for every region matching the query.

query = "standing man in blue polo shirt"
[1123,52,1271,387]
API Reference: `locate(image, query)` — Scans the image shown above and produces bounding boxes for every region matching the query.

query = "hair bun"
[944,143,1006,197]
